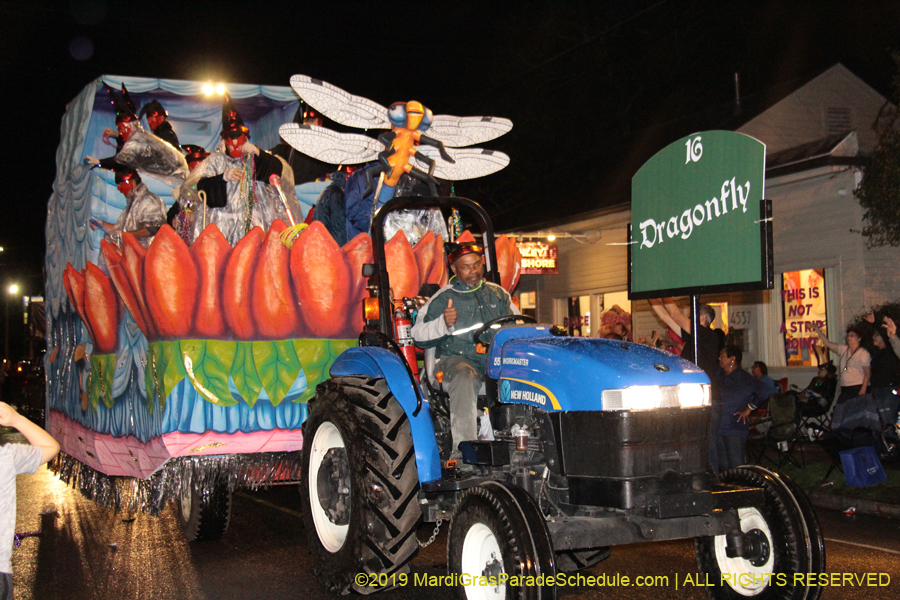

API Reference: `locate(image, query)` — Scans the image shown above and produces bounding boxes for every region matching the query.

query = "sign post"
[629,131,772,363]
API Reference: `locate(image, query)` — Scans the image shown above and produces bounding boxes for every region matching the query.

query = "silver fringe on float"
[49,451,302,516]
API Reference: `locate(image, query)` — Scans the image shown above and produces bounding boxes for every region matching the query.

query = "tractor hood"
[495,336,710,412]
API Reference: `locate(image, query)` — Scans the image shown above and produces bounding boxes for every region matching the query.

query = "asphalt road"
[6,449,900,600]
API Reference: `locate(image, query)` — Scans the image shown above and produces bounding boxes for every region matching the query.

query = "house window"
[516,291,536,320]
[782,268,827,366]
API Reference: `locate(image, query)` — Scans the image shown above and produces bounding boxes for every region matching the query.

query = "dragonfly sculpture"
[279,75,513,205]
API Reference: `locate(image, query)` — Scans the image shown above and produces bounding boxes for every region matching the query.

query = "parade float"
[46,75,519,539]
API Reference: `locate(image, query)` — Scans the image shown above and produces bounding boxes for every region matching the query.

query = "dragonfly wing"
[290,75,390,130]
[427,115,513,147]
[278,123,381,164]
[415,146,510,180]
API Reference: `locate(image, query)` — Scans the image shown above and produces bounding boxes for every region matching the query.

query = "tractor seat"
[423,347,487,395]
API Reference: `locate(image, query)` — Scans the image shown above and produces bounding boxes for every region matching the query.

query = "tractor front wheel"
[301,377,422,594]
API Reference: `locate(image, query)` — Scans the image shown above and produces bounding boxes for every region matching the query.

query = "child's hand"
[0,402,20,427]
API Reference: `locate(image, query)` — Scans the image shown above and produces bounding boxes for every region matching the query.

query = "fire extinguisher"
[394,305,420,380]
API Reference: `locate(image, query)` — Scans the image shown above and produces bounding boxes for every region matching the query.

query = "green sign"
[629,131,771,298]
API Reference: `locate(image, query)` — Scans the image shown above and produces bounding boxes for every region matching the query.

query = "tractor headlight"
[602,384,709,411]
[677,383,709,408]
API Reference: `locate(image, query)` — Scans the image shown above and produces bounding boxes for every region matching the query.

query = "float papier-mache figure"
[279,75,513,207]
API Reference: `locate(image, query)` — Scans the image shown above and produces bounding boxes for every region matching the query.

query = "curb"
[805,490,900,519]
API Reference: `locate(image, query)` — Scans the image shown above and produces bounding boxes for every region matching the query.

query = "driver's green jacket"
[411,276,518,370]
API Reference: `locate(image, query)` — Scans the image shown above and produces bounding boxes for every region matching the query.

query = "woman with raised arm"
[812,323,870,405]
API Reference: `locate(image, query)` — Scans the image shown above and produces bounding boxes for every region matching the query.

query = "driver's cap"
[447,243,483,266]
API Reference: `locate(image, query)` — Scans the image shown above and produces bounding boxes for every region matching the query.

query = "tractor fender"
[329,346,442,482]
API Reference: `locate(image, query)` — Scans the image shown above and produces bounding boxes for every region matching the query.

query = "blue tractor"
[300,197,824,600]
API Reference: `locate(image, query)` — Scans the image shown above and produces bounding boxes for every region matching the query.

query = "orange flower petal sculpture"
[495,234,513,291]
[144,226,198,339]
[252,220,303,339]
[434,233,449,287]
[100,239,149,336]
[510,237,522,292]
[83,262,121,353]
[413,231,436,286]
[291,221,351,338]
[384,230,420,300]
[457,230,476,244]
[190,225,232,338]
[62,264,73,310]
[223,227,264,340]
[64,264,95,343]
[342,233,373,333]
[121,233,157,340]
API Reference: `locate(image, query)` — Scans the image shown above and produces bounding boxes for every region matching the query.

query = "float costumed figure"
[139,99,180,149]
[180,92,303,246]
[168,144,211,244]
[85,85,189,185]
[90,164,167,249]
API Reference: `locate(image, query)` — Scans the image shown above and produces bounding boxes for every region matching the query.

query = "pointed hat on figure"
[221,92,249,138]
[121,84,139,118]
[107,85,138,124]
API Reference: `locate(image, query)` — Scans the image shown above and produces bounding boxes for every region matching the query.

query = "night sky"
[2,0,900,300]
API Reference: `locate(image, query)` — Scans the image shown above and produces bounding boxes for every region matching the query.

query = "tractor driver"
[411,243,519,466]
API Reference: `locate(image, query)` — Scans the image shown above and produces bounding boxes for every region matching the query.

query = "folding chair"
[797,388,837,441]
[819,395,894,480]
[776,377,789,393]
[752,393,805,469]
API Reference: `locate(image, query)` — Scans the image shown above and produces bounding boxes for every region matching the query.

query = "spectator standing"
[716,345,767,472]
[812,324,871,405]
[879,316,900,428]
[0,402,59,600]
[650,299,723,469]
[869,331,899,396]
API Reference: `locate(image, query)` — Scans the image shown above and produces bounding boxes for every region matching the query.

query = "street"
[6,448,899,600]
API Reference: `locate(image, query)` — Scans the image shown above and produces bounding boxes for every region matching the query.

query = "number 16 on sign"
[685,136,702,163]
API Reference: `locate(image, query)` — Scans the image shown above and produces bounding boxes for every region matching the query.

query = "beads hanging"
[240,152,258,234]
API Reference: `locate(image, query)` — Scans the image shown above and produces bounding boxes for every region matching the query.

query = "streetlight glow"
[202,83,214,95]
[216,84,226,95]
[5,283,20,362]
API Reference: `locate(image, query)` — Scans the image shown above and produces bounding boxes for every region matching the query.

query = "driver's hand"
[444,298,457,328]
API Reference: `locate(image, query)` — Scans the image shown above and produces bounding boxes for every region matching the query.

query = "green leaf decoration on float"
[144,338,355,410]
[87,353,116,410]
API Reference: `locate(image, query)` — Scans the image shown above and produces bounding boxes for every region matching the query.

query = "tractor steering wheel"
[473,314,537,348]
